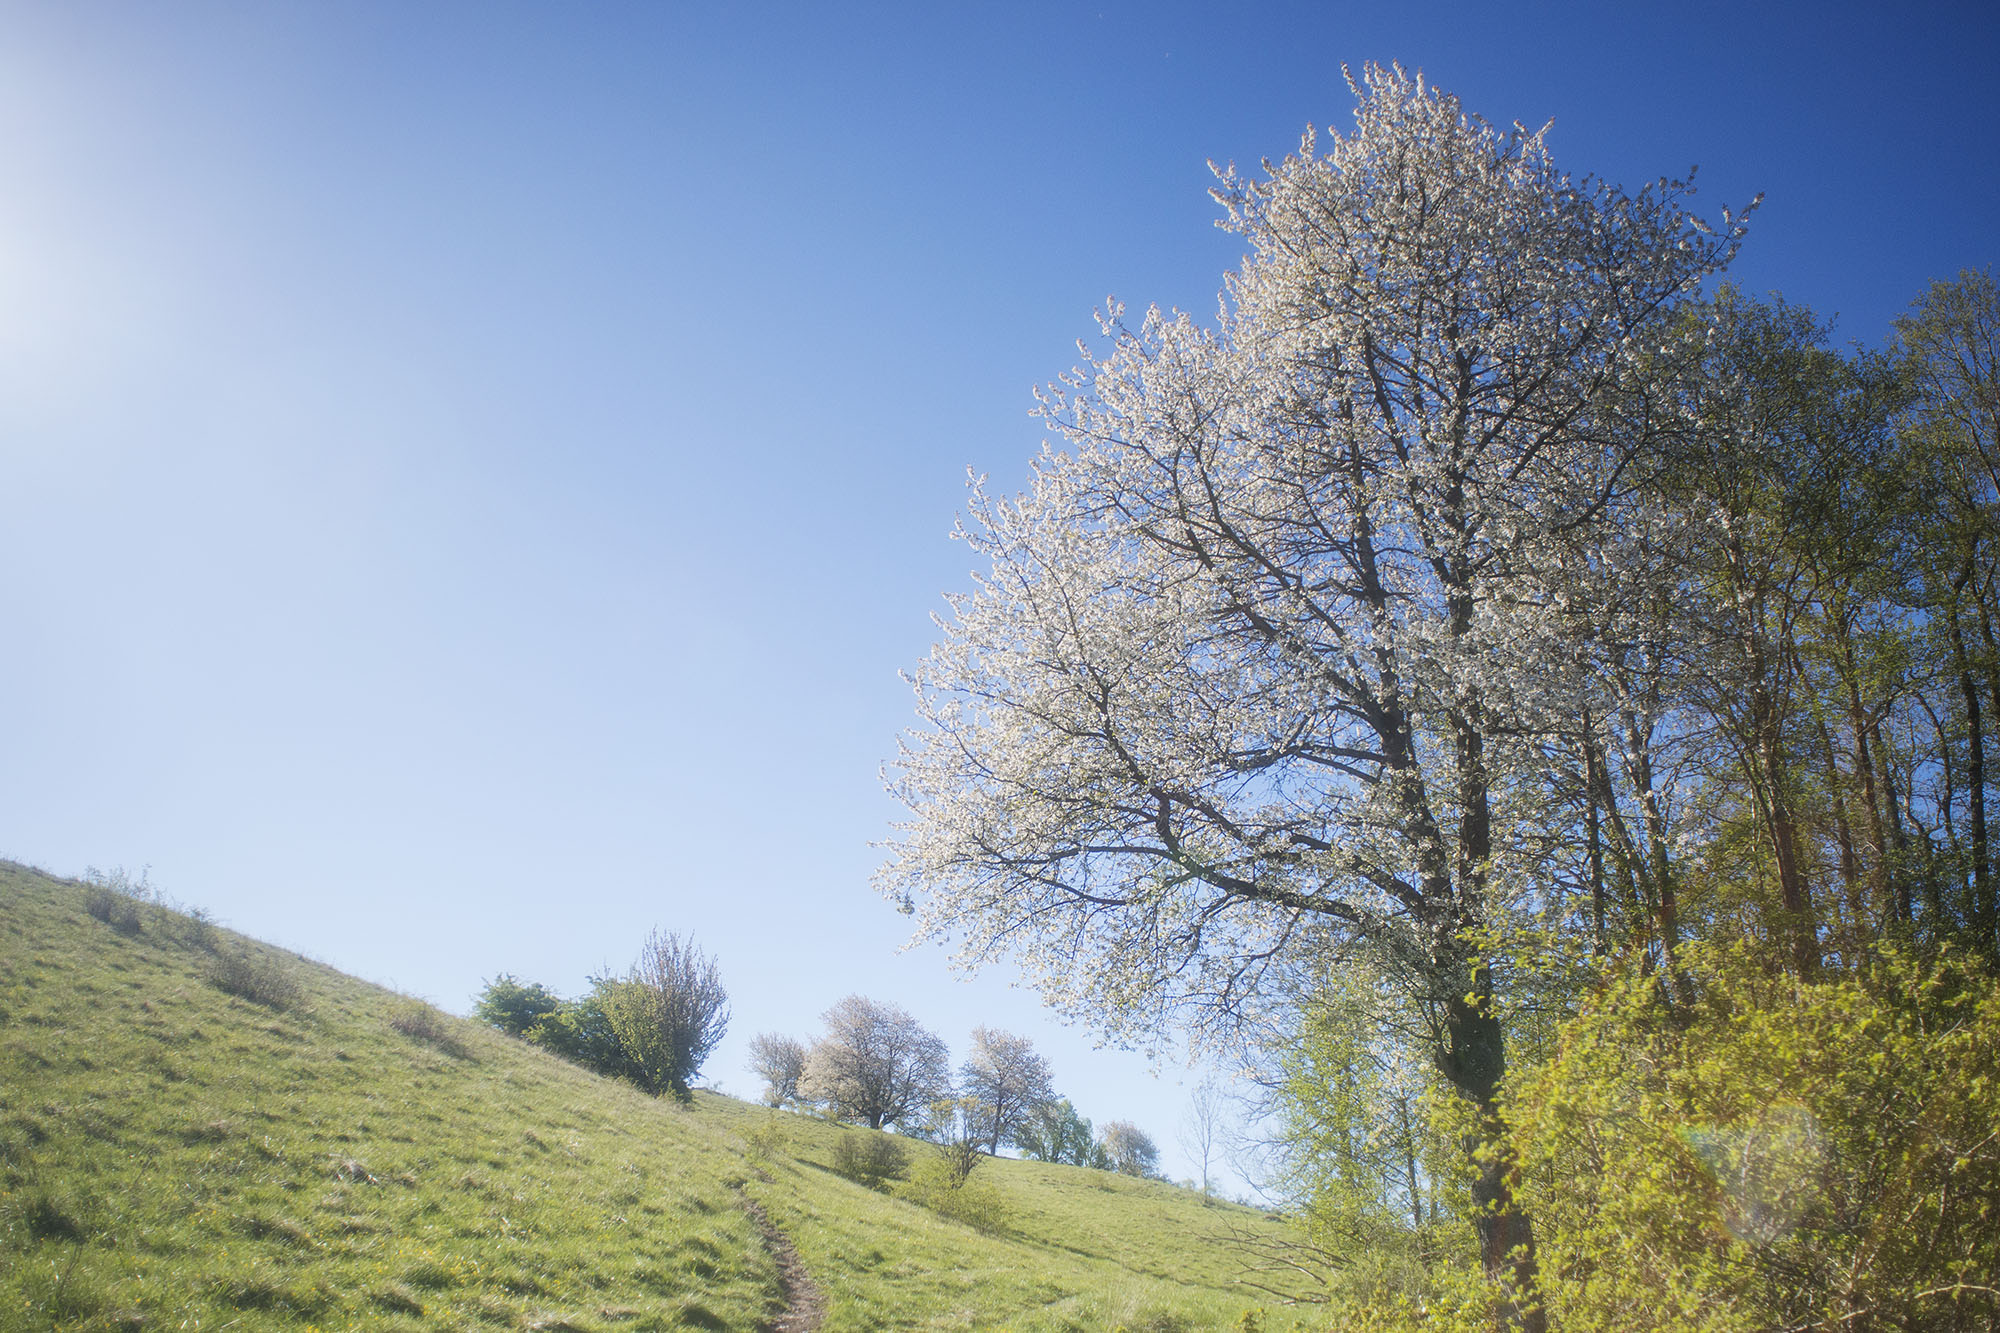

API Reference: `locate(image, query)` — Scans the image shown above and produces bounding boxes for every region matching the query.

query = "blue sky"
[2,0,1995,1192]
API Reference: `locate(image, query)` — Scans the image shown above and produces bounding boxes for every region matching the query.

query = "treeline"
[745,997,1160,1177]
[1541,278,2000,975]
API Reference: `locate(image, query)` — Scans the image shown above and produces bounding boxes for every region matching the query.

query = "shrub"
[472,974,563,1037]
[831,1131,909,1189]
[744,1115,788,1160]
[388,998,467,1058]
[527,984,644,1084]
[205,950,304,1011]
[82,884,144,935]
[163,906,220,954]
[80,866,224,952]
[898,1153,1007,1232]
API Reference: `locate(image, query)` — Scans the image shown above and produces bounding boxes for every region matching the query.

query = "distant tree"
[960,1026,1055,1154]
[1100,1120,1160,1178]
[1016,1097,1109,1168]
[1177,1078,1229,1197]
[798,995,951,1130]
[472,974,564,1037]
[598,929,730,1100]
[748,1032,807,1108]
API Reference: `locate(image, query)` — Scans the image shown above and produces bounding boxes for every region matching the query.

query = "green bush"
[831,1131,910,1189]
[526,982,644,1084]
[204,950,305,1011]
[472,974,563,1037]
[1503,942,2000,1333]
[597,931,729,1100]
[897,1153,1007,1233]
[82,884,142,935]
[388,998,467,1058]
[744,1115,788,1160]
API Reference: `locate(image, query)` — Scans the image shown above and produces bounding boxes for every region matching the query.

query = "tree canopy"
[959,1026,1055,1154]
[798,995,952,1131]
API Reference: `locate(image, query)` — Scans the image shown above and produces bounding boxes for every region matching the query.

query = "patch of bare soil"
[737,1189,824,1333]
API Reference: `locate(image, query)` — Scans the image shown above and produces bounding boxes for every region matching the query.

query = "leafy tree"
[472,973,564,1037]
[959,1026,1054,1154]
[599,929,729,1100]
[797,995,951,1130]
[1099,1120,1160,1178]
[1253,954,1452,1295]
[1642,290,1911,976]
[1015,1097,1108,1168]
[747,1031,807,1107]
[881,63,1743,1323]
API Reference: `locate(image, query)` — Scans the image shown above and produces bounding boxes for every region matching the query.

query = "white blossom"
[880,65,1743,1050]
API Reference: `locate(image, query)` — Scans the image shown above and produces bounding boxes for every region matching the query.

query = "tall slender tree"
[1898,271,2000,954]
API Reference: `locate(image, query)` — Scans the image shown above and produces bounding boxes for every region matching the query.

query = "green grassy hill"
[0,862,1317,1332]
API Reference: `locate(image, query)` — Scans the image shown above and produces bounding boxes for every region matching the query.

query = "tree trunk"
[1609,692,1680,979]
[1870,716,1914,924]
[1964,663,1992,942]
[1817,713,1866,942]
[1440,969,1543,1333]
[1842,669,1892,921]
[1984,598,2000,951]
[1396,1096,1424,1232]
[1930,694,1960,929]
[1585,733,1654,965]
[1581,725,1608,958]
[1950,597,1992,942]
[1749,681,1818,975]
[1444,694,1544,1332]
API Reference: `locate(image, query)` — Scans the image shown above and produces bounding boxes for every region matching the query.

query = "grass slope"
[0,863,1318,1331]
[710,1102,1317,1333]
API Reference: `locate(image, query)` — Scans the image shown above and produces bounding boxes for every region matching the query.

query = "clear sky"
[3,0,1995,1194]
